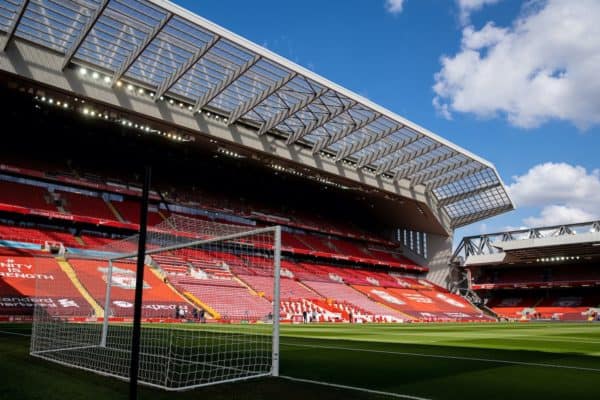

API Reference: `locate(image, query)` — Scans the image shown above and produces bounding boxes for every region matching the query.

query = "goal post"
[30,215,282,390]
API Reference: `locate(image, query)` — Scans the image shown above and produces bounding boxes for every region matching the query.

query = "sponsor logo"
[0,296,79,308]
[98,266,150,290]
[0,258,54,280]
[371,289,405,305]
[402,293,433,303]
[436,293,465,308]
[111,301,189,311]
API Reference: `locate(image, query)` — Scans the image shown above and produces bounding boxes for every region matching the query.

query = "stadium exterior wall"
[425,234,454,288]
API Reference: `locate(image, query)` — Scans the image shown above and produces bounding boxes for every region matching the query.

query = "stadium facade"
[0,0,513,287]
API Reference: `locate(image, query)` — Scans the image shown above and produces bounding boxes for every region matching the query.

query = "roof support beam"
[436,182,502,207]
[1,0,29,52]
[376,142,441,175]
[425,163,487,189]
[286,99,356,145]
[112,13,173,85]
[193,54,260,113]
[409,158,471,186]
[61,0,110,70]
[394,150,457,182]
[258,86,328,136]
[335,124,402,162]
[311,112,379,154]
[356,133,422,169]
[227,71,296,125]
[154,34,220,100]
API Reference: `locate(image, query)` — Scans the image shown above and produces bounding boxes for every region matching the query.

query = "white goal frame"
[30,224,282,391]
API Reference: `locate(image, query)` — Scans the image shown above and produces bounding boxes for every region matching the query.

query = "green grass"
[1,322,600,399]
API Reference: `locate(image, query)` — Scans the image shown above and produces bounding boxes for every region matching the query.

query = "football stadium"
[0,1,598,399]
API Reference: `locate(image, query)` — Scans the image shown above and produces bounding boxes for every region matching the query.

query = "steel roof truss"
[258,86,329,136]
[335,124,403,161]
[437,182,501,207]
[286,98,355,145]
[311,112,380,154]
[192,54,260,113]
[376,142,441,176]
[356,133,422,169]
[410,158,471,186]
[112,12,173,84]
[394,150,456,182]
[2,0,30,52]
[154,33,219,99]
[426,163,487,189]
[61,0,109,70]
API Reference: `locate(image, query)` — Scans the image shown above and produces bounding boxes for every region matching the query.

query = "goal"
[30,215,281,390]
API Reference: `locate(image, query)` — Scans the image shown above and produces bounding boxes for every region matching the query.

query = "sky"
[174,0,599,242]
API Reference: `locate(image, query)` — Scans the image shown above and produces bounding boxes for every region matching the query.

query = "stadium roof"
[0,0,514,229]
[452,220,600,265]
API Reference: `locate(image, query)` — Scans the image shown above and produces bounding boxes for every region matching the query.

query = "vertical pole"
[129,166,151,400]
[100,259,113,347]
[271,226,281,377]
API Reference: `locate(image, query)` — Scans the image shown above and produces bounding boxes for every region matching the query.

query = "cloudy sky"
[178,0,599,241]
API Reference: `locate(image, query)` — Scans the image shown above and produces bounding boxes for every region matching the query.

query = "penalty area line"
[282,343,600,373]
[0,330,31,337]
[280,375,431,400]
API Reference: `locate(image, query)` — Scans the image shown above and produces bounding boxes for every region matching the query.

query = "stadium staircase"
[147,264,199,313]
[180,291,220,319]
[56,258,104,317]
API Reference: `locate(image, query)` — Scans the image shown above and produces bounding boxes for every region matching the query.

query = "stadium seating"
[58,190,117,220]
[302,280,406,321]
[238,275,318,301]
[68,258,190,318]
[0,180,57,212]
[168,275,271,320]
[0,223,81,248]
[0,256,92,316]
[111,199,164,226]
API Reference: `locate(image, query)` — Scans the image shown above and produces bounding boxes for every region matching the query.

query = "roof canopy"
[0,0,514,228]
[453,220,600,264]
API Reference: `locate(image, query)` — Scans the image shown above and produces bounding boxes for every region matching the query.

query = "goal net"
[30,214,281,390]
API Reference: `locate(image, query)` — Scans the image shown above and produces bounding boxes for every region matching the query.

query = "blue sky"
[175,0,599,241]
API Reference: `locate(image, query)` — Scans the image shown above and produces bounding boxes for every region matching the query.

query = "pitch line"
[283,343,600,373]
[0,329,31,337]
[280,375,431,400]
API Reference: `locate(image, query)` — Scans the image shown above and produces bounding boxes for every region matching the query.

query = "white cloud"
[457,0,502,25]
[434,0,600,129]
[385,0,405,14]
[432,97,452,120]
[523,205,596,227]
[508,162,600,227]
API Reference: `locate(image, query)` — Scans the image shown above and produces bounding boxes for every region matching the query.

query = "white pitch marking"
[282,343,600,372]
[280,375,431,400]
[0,329,30,337]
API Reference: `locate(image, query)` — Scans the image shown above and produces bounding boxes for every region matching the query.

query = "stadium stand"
[67,258,191,318]
[111,199,164,226]
[0,255,92,316]
[0,180,57,212]
[57,190,117,220]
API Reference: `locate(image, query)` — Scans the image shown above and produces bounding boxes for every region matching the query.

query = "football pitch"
[1,322,600,400]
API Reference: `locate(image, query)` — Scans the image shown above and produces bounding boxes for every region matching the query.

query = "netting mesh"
[30,215,280,390]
